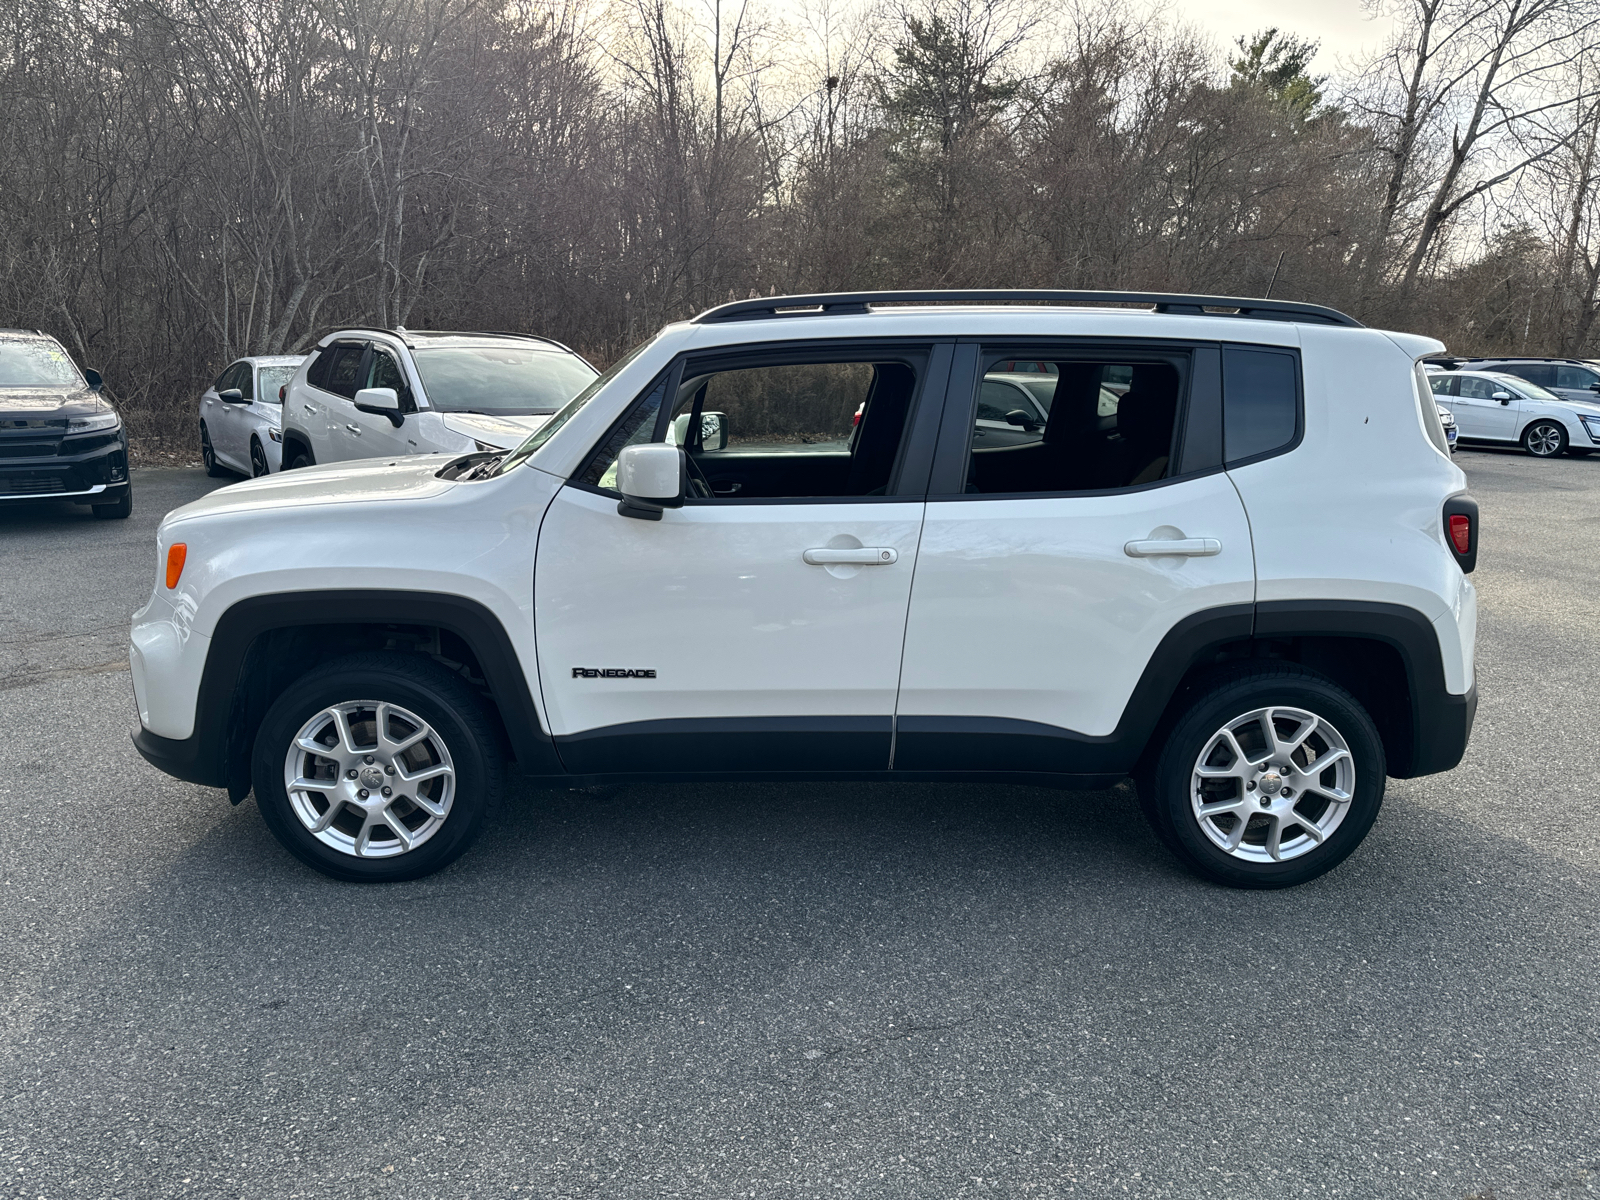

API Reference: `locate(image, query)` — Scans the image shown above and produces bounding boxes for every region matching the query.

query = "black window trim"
[926,336,1221,500]
[313,340,373,402]
[565,337,955,505]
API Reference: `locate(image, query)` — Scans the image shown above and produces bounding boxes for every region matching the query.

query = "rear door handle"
[1124,538,1221,558]
[346,424,362,435]
[303,404,316,416]
[803,547,898,565]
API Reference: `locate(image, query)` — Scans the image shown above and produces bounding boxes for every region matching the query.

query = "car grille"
[0,442,59,458]
[0,474,68,495]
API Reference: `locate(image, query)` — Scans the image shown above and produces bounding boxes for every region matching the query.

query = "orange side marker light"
[166,543,188,589]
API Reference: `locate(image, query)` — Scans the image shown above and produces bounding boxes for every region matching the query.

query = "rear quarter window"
[1222,346,1300,465]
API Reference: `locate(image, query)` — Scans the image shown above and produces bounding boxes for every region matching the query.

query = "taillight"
[1442,496,1477,573]
[165,543,187,589]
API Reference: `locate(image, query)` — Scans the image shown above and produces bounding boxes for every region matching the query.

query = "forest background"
[4,0,1599,450]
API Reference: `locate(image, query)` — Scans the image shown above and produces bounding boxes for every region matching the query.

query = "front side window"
[1554,364,1599,390]
[0,338,81,389]
[235,363,254,400]
[962,352,1185,494]
[577,352,924,500]
[366,350,415,413]
[1222,347,1299,465]
[411,345,595,416]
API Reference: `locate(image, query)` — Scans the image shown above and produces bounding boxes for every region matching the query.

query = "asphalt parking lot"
[1,451,1597,1200]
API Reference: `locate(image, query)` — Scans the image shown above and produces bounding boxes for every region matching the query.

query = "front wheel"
[251,653,504,882]
[1137,665,1386,888]
[1523,420,1567,457]
[250,437,270,477]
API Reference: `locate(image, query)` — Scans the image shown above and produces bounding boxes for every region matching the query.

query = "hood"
[164,455,459,523]
[0,387,110,420]
[440,411,549,449]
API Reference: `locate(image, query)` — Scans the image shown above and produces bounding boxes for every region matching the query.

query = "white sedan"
[199,355,307,477]
[1427,369,1600,458]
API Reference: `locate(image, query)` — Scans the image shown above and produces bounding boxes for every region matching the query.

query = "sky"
[1156,0,1395,73]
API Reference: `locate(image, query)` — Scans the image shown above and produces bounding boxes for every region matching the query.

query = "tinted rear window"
[1222,347,1299,464]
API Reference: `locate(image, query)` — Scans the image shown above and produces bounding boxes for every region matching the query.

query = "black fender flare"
[132,590,560,789]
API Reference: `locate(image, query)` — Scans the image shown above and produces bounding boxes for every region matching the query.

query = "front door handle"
[804,547,898,565]
[1124,538,1222,558]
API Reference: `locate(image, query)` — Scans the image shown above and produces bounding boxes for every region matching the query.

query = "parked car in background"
[1428,369,1600,457]
[0,328,130,517]
[199,355,305,478]
[1455,357,1600,405]
[279,329,596,469]
[1437,404,1458,452]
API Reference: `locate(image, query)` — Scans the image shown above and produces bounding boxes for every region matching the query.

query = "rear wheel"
[1137,665,1385,888]
[251,653,503,882]
[250,437,270,477]
[200,422,227,477]
[1523,420,1567,457]
[286,443,313,470]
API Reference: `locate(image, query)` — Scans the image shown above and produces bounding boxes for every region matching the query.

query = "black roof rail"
[692,289,1363,328]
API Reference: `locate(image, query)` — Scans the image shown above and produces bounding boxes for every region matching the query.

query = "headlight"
[1436,406,1456,428]
[268,428,283,443]
[66,411,121,434]
[1580,414,1600,441]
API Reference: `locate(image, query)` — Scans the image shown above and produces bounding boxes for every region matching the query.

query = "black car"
[0,329,130,518]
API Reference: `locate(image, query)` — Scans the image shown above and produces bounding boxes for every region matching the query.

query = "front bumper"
[0,429,129,501]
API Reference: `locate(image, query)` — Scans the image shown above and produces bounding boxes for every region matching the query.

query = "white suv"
[279,329,596,468]
[131,291,1479,889]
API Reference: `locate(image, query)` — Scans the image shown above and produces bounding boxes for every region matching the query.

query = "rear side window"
[1555,364,1599,390]
[1503,362,1554,387]
[1222,346,1299,465]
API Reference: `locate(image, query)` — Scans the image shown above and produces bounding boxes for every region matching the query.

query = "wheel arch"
[280,427,314,465]
[133,590,560,797]
[1133,600,1472,779]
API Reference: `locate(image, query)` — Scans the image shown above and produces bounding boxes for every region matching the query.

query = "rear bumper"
[1407,684,1477,777]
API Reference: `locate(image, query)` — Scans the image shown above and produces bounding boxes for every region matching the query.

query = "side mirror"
[84,368,103,392]
[1490,391,1512,403]
[615,444,685,521]
[354,386,404,427]
[1005,409,1042,431]
[218,388,246,403]
[669,410,729,452]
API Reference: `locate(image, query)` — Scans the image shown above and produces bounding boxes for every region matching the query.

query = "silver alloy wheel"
[251,440,269,476]
[283,700,456,858]
[1526,422,1564,456]
[1190,705,1355,863]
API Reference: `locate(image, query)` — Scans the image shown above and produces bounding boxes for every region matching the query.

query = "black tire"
[1136,664,1386,889]
[250,437,270,477]
[286,444,313,470]
[1522,419,1567,457]
[200,422,227,477]
[251,652,504,882]
[92,487,132,519]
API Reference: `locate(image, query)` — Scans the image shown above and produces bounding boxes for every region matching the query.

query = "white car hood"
[165,456,458,523]
[439,411,549,449]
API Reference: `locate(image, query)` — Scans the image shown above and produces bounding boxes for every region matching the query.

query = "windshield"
[258,366,297,403]
[492,338,654,477]
[411,344,596,415]
[0,339,81,388]
[1490,372,1558,401]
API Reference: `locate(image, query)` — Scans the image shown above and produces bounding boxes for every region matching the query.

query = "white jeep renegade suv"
[130,291,1478,889]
